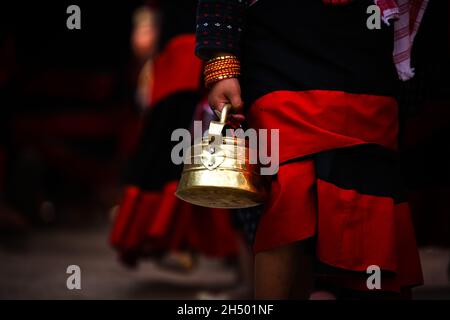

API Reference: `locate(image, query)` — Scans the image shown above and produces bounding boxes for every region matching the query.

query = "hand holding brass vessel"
[175,104,269,209]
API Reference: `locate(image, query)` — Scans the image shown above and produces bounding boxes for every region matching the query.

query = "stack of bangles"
[204,55,241,88]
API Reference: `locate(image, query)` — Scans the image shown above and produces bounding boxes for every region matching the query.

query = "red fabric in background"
[109,186,141,249]
[110,33,239,262]
[150,34,203,106]
[110,184,239,258]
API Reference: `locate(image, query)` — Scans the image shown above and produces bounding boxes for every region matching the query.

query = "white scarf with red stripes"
[376,0,429,81]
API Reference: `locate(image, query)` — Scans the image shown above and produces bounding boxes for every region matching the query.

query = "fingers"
[229,90,244,113]
[208,82,227,112]
[208,95,225,112]
[207,78,245,124]
[207,78,244,113]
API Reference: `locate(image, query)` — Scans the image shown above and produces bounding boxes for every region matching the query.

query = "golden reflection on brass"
[176,104,269,209]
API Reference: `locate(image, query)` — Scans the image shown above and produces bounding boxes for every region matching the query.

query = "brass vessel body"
[176,105,269,209]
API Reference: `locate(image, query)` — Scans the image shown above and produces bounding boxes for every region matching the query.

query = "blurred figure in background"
[110,0,252,299]
[130,5,160,112]
[112,4,161,189]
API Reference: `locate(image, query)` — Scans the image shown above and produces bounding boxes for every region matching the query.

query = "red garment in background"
[109,34,239,264]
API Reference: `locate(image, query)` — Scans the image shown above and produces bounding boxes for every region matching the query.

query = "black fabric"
[314,144,407,203]
[195,0,249,59]
[159,0,198,51]
[397,0,450,120]
[240,0,397,107]
[124,91,200,190]
[234,205,264,245]
[401,127,450,190]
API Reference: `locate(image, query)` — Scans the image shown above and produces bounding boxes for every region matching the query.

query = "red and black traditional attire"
[110,1,239,266]
[196,0,425,293]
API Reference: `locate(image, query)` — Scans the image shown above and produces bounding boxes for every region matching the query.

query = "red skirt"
[248,90,423,292]
[110,181,239,263]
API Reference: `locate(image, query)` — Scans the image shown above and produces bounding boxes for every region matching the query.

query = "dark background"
[0,0,449,300]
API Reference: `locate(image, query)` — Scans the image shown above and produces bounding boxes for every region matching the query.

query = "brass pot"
[176,105,269,209]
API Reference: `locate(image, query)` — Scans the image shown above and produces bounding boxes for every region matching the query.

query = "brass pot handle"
[214,104,231,124]
[202,104,231,170]
[209,104,231,138]
[220,104,231,124]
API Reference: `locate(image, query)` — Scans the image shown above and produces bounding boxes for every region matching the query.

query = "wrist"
[204,54,241,88]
